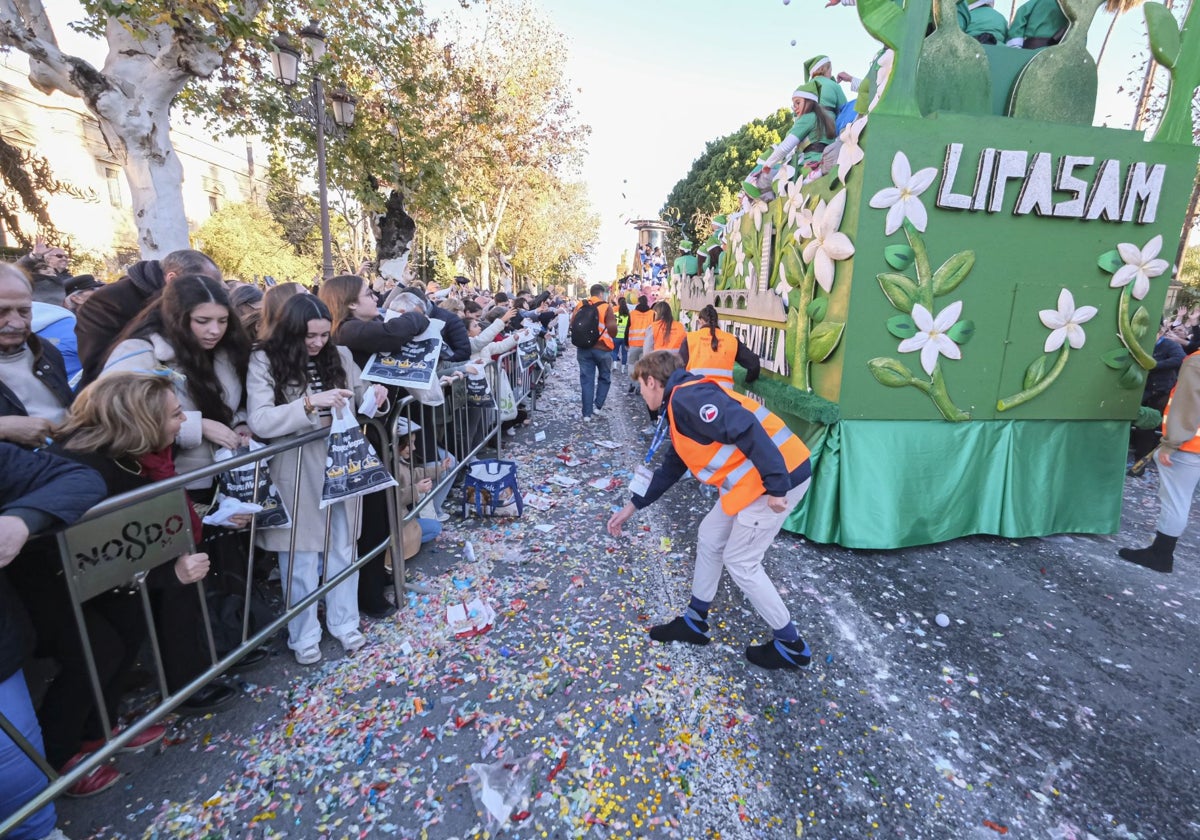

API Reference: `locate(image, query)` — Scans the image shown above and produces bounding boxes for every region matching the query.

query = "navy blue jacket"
[0,335,73,419]
[334,311,431,370]
[431,303,471,363]
[631,370,811,510]
[0,444,106,681]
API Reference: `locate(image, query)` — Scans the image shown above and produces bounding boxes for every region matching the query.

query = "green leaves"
[931,251,975,296]
[1097,250,1123,274]
[1119,364,1148,390]
[1145,2,1182,68]
[806,297,829,323]
[1024,355,1051,390]
[1131,306,1152,341]
[878,272,918,313]
[868,357,916,388]
[884,244,915,271]
[1102,348,1132,370]
[808,321,845,363]
[887,314,918,339]
[946,319,975,345]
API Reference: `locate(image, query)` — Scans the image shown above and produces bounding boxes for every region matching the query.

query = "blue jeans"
[0,670,56,840]
[577,346,612,417]
[611,338,628,365]
[418,517,442,542]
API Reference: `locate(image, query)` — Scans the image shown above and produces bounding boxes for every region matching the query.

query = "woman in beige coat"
[247,294,387,665]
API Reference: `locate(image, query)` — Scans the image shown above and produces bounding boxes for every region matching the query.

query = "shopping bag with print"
[214,442,291,528]
[320,406,397,508]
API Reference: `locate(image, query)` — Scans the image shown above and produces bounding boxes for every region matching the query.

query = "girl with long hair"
[645,301,685,353]
[679,304,761,388]
[247,294,388,665]
[760,80,835,180]
[258,281,306,340]
[625,295,654,394]
[102,274,251,487]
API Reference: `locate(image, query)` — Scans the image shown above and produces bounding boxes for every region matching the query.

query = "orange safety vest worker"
[573,295,614,350]
[685,328,739,386]
[1163,364,1200,454]
[651,318,685,351]
[666,378,810,515]
[627,309,654,348]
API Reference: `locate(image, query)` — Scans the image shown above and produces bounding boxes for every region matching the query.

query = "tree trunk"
[102,106,190,257]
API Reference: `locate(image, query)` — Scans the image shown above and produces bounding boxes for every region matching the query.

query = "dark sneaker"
[648,615,710,645]
[745,638,812,670]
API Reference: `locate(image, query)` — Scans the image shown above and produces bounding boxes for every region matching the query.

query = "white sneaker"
[295,645,322,665]
[581,414,593,423]
[338,629,367,653]
[592,406,605,417]
[506,428,516,437]
[436,509,452,523]
[640,424,657,436]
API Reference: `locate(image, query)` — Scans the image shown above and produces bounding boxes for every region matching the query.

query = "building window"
[208,194,219,214]
[105,168,122,207]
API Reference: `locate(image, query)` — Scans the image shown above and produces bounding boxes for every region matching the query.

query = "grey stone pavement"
[51,350,1199,840]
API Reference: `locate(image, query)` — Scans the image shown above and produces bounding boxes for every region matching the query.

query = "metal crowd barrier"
[0,356,527,837]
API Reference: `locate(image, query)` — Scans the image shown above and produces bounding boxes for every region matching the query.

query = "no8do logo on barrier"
[58,490,195,602]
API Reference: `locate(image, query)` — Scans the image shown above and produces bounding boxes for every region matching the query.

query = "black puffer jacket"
[333,311,431,369]
[0,444,106,681]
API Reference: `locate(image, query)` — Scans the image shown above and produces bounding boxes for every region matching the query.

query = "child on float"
[246,294,388,665]
[756,80,836,187]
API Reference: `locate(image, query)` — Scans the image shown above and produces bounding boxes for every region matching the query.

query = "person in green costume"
[672,239,699,282]
[1006,0,1068,48]
[760,81,836,177]
[963,0,1008,44]
[804,55,847,124]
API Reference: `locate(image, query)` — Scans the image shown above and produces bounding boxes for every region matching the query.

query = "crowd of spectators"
[0,243,574,837]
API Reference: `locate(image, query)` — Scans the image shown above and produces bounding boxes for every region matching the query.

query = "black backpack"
[569,301,602,349]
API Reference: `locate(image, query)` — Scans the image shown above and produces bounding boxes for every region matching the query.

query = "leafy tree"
[441,0,588,291]
[196,202,317,283]
[264,152,321,260]
[661,109,792,244]
[500,175,598,290]
[0,1,434,258]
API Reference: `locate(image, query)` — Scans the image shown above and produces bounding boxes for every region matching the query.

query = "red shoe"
[60,754,121,798]
[79,722,167,754]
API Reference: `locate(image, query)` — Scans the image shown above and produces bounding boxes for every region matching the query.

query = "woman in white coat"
[247,294,388,665]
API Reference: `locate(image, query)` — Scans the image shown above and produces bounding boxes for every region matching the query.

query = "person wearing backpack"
[570,284,618,421]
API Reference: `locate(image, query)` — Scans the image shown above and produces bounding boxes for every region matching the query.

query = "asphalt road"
[52,351,1199,840]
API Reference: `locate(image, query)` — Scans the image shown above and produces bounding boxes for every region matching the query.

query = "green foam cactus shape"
[917,0,992,115]
[857,0,932,118]
[1145,1,1200,145]
[1008,0,1104,124]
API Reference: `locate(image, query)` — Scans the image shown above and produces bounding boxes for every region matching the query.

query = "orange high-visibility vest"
[651,319,685,351]
[627,309,654,348]
[685,328,738,386]
[666,378,810,515]
[1163,355,1200,453]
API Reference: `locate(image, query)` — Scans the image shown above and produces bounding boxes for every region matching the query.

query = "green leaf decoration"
[884,244,915,271]
[806,297,829,323]
[1145,2,1199,145]
[946,319,975,345]
[1131,306,1151,340]
[808,321,845,363]
[1119,363,1148,390]
[878,272,919,313]
[1097,250,1123,274]
[868,357,916,388]
[781,241,805,289]
[1102,347,1132,370]
[931,251,975,297]
[1023,355,1051,390]
[1146,1,1182,65]
[886,314,918,339]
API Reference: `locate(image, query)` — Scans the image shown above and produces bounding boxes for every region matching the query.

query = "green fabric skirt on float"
[780,418,1128,549]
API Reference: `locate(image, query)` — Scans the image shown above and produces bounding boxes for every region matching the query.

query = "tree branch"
[0,0,107,101]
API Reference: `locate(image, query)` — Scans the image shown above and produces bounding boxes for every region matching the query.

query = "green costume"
[765,81,834,169]
[673,254,699,276]
[814,76,847,122]
[963,0,1009,43]
[1008,0,1067,44]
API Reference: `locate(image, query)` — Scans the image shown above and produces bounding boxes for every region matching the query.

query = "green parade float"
[664,0,1200,549]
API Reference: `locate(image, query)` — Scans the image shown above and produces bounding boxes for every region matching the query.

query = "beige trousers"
[692,479,809,630]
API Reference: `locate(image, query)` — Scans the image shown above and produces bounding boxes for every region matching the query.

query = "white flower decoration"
[774,260,793,299]
[869,49,894,112]
[1039,289,1098,353]
[771,162,797,191]
[1111,234,1170,301]
[868,151,938,236]
[747,198,769,232]
[836,116,867,182]
[897,300,964,375]
[802,190,856,293]
[732,241,747,279]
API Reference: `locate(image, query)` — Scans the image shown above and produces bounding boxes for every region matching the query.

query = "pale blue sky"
[525,0,1152,276]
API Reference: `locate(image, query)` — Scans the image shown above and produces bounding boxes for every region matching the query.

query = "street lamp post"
[270,21,357,280]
